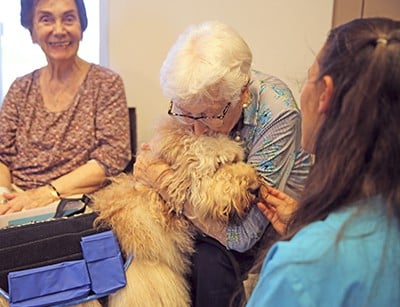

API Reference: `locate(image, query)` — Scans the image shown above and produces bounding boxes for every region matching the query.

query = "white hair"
[160,20,252,106]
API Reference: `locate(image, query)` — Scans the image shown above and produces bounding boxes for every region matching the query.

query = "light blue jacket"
[247,196,400,307]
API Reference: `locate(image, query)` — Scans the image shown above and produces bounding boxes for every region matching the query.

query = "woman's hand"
[257,184,298,235]
[0,186,58,215]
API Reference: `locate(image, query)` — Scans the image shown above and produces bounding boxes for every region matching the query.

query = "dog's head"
[150,117,244,170]
[148,116,260,224]
[188,160,260,225]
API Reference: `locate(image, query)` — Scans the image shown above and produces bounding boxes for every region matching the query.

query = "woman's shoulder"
[88,64,123,80]
[7,69,40,93]
[13,69,39,84]
[250,69,293,94]
[250,69,298,111]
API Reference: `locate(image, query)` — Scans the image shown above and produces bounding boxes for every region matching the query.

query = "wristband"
[0,186,11,193]
[0,187,10,205]
[48,183,61,199]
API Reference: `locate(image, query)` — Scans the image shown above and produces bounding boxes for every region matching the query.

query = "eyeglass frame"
[167,100,232,122]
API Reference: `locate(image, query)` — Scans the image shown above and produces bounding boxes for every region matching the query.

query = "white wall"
[108,0,334,147]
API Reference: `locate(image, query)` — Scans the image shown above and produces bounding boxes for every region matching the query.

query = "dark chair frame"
[124,107,137,173]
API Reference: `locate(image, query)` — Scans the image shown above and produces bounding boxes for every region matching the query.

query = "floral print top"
[0,64,131,189]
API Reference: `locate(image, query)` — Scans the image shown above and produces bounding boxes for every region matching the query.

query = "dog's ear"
[188,135,245,175]
[189,162,259,225]
[213,134,245,164]
[148,116,194,164]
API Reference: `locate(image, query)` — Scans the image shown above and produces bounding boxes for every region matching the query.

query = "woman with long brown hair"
[248,17,400,306]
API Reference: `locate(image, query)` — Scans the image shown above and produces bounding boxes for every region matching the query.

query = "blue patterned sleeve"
[244,73,310,199]
[226,204,270,252]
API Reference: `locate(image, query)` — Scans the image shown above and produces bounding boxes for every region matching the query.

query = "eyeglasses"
[168,101,231,128]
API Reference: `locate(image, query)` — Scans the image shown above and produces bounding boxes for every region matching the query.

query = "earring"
[233,131,241,142]
[242,90,252,109]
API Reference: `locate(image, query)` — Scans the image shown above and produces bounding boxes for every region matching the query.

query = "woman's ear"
[318,75,334,114]
[30,31,37,44]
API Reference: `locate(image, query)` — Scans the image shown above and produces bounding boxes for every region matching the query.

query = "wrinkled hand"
[257,184,298,235]
[0,186,57,215]
[133,144,173,199]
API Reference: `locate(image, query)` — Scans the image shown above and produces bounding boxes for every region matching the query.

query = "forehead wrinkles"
[34,0,78,15]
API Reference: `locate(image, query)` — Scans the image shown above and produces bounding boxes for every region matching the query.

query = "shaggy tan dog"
[91,117,260,307]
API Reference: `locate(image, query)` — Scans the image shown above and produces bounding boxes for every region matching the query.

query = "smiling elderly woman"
[0,0,130,214]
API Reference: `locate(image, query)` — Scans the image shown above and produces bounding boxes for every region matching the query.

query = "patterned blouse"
[0,64,131,190]
[241,70,311,198]
[226,70,312,251]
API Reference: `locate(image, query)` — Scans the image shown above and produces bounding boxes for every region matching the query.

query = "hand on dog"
[133,144,174,201]
[257,184,298,235]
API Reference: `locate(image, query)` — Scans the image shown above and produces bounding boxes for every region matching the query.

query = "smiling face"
[30,0,82,64]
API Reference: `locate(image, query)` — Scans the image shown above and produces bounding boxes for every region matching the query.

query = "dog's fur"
[90,117,260,307]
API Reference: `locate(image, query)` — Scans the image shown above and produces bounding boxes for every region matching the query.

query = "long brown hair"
[288,17,400,235]
[241,18,400,306]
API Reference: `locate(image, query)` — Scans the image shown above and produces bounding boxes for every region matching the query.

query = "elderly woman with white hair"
[134,20,311,306]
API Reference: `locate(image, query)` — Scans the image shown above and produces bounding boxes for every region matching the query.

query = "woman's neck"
[44,57,88,82]
[40,57,90,111]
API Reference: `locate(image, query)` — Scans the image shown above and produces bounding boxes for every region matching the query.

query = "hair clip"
[376,38,388,45]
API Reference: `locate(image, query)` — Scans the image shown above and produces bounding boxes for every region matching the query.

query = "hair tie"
[376,38,388,45]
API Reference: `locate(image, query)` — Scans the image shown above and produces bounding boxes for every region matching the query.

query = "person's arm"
[226,205,269,252]
[0,162,12,204]
[0,160,106,215]
[246,75,311,198]
[0,162,12,191]
[257,185,298,235]
[212,79,301,250]
[218,77,309,251]
[248,109,301,191]
[0,79,19,204]
[49,159,106,195]
[89,72,131,177]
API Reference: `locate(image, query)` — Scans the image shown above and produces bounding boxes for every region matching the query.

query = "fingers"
[133,153,151,176]
[259,183,269,200]
[0,204,10,215]
[259,186,287,209]
[257,201,275,218]
[257,201,285,235]
[263,185,298,207]
[140,143,151,151]
[3,192,17,200]
[258,180,286,201]
[0,202,22,215]
[265,185,287,199]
